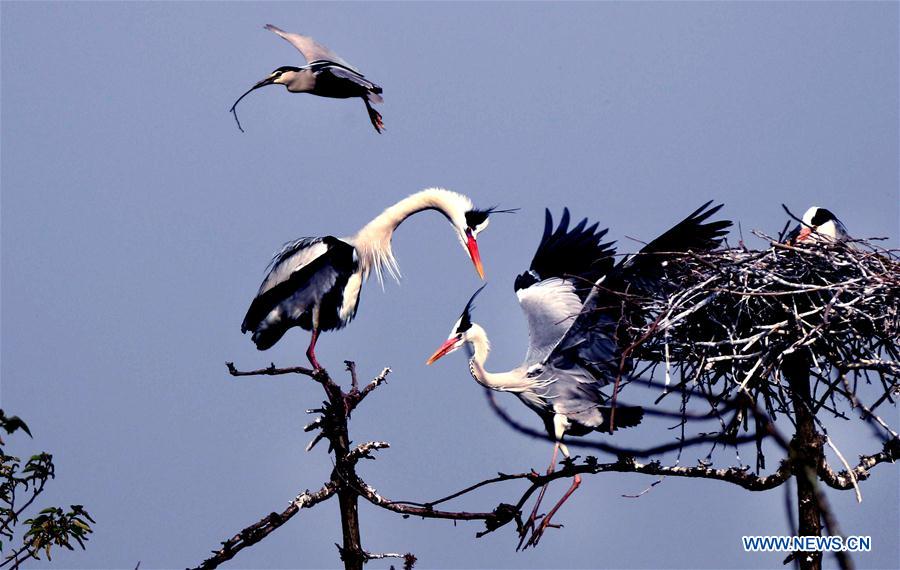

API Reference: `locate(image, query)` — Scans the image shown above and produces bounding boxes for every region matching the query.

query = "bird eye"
[468,219,489,236]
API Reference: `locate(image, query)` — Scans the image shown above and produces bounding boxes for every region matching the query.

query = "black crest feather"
[465,206,519,230]
[456,285,486,333]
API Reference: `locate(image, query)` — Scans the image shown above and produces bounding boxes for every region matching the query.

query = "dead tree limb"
[198,236,897,569]
[193,484,337,570]
[484,235,897,569]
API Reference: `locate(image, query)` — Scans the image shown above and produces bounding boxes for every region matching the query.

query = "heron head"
[426,285,485,365]
[796,206,844,242]
[456,206,517,280]
[453,209,490,280]
[253,66,301,88]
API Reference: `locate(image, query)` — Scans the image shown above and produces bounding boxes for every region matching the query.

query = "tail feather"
[248,327,288,351]
[599,405,644,431]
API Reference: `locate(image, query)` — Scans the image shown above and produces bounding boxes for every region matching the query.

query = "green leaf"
[73,520,90,532]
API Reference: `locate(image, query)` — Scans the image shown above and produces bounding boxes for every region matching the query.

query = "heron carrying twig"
[231,24,385,133]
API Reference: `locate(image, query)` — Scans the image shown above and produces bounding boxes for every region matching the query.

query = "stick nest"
[626,234,899,425]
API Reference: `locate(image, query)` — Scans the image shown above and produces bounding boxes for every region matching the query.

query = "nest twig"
[620,234,899,443]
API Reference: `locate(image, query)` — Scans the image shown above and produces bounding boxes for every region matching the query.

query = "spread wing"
[265,24,360,73]
[516,278,586,364]
[543,276,622,381]
[617,201,731,294]
[514,209,616,364]
[546,201,732,379]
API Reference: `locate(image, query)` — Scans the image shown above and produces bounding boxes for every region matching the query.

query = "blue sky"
[1,2,897,568]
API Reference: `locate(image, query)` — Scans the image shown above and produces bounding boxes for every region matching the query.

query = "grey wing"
[517,278,584,365]
[265,24,360,72]
[544,277,621,384]
[515,209,617,365]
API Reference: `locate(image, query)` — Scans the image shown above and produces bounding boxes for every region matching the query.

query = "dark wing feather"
[599,405,644,430]
[514,208,616,299]
[242,237,355,346]
[785,224,802,244]
[547,202,731,379]
[317,64,382,95]
[618,201,731,289]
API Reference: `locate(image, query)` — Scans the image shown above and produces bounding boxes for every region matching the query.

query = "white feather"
[258,239,329,296]
[516,278,584,364]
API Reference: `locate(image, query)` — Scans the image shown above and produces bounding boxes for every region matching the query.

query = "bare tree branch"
[191,484,337,570]
[818,437,900,490]
[200,236,898,569]
[484,389,763,457]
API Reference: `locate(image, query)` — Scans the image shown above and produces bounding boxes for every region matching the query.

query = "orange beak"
[426,338,458,365]
[797,226,812,242]
[466,232,485,280]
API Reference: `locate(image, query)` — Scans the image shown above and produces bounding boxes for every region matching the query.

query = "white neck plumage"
[465,324,533,393]
[352,188,472,286]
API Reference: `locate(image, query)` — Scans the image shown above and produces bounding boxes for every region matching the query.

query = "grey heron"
[426,203,731,547]
[786,206,850,244]
[230,24,384,133]
[241,188,495,370]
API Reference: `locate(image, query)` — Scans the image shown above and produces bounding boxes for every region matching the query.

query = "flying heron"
[231,24,384,133]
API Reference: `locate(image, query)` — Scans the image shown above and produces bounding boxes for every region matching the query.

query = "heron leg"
[517,443,558,549]
[364,98,384,133]
[516,441,560,550]
[306,329,322,370]
[524,445,581,549]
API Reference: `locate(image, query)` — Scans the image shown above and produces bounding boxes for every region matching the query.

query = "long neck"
[352,188,471,285]
[466,325,532,393]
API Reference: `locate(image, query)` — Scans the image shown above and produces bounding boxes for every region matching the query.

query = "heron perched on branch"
[242,188,498,370]
[426,203,731,547]
[230,24,385,133]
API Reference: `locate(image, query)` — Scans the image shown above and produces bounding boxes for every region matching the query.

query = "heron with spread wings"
[230,24,384,133]
[427,203,731,548]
